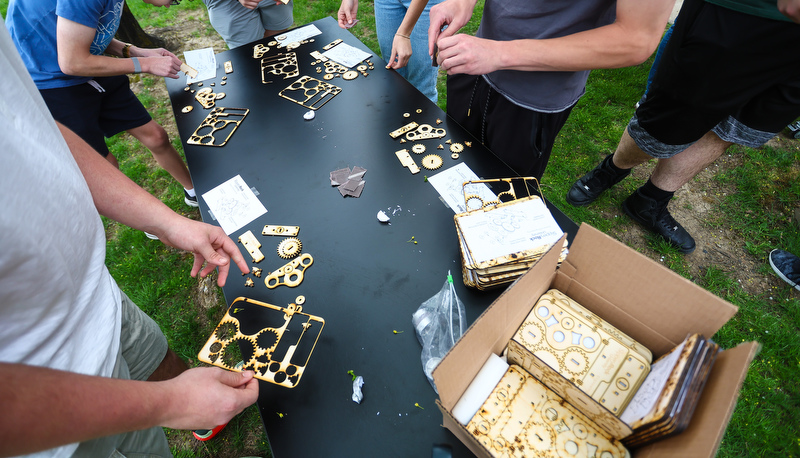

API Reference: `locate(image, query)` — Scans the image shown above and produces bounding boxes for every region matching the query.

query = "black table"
[167,16,577,458]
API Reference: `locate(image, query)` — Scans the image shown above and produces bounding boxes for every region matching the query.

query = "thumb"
[220,369,256,389]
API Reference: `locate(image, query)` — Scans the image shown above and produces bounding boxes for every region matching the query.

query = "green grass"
[3,0,800,456]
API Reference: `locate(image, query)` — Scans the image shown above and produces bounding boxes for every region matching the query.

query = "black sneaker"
[769,249,800,290]
[184,189,199,207]
[566,154,631,206]
[622,189,696,254]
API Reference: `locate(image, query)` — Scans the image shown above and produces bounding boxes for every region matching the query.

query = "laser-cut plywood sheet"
[198,297,324,388]
[467,365,630,458]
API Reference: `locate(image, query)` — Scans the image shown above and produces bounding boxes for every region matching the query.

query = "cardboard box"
[434,223,758,457]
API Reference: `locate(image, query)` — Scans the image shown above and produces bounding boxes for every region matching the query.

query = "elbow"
[624,34,662,67]
[57,56,81,76]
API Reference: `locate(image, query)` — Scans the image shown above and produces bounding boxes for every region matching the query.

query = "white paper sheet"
[276,24,322,45]
[322,42,372,68]
[184,47,217,83]
[457,198,563,264]
[201,175,267,235]
[428,163,496,214]
[620,340,687,423]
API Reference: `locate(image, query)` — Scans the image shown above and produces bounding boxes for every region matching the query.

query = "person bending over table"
[5,0,201,209]
[0,21,257,457]
[203,0,294,49]
[427,0,675,181]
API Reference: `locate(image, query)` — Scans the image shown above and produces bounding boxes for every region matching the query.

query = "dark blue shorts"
[39,75,152,157]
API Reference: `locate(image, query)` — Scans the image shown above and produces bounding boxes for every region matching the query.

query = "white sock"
[185,187,196,197]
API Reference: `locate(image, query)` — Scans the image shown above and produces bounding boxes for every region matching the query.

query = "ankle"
[639,179,673,204]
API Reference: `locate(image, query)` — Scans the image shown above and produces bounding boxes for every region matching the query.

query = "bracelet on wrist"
[122,43,132,58]
[395,33,411,40]
[131,57,142,74]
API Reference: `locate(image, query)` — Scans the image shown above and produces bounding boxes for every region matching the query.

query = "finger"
[190,254,205,278]
[220,370,256,388]
[215,259,230,287]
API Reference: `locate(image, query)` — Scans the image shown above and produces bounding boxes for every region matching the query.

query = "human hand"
[159,368,259,430]
[239,0,260,10]
[428,0,476,57]
[157,217,249,286]
[779,0,800,22]
[386,34,413,69]
[337,0,359,29]
[436,34,500,75]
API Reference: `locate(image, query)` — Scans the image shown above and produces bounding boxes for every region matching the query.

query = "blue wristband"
[131,57,142,74]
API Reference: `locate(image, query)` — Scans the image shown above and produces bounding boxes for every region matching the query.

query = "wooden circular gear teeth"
[276,35,287,41]
[421,154,443,170]
[277,237,302,259]
[181,105,193,113]
[451,152,460,160]
[450,142,464,153]
[357,64,368,71]
[465,194,484,211]
[342,70,359,80]
[411,144,426,154]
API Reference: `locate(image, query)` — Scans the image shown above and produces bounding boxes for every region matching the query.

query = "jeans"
[374,0,441,103]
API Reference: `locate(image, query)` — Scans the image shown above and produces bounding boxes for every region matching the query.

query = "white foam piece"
[451,353,509,425]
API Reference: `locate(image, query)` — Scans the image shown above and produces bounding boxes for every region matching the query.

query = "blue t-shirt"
[5,0,125,89]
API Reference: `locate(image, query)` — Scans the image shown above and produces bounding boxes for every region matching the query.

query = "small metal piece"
[296,295,306,305]
[224,61,233,73]
[222,76,228,80]
[221,81,227,86]
[245,277,255,287]
[422,154,443,170]
[268,40,278,46]
[395,149,420,174]
[451,152,460,160]
[238,230,264,263]
[210,82,215,87]
[389,121,419,139]
[277,237,302,259]
[263,225,300,236]
[181,105,193,113]
[342,70,358,80]
[411,144,426,154]
[399,138,406,143]
[450,143,464,153]
[197,82,203,87]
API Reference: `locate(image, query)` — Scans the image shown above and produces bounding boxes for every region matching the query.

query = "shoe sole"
[622,200,696,254]
[565,192,595,207]
[769,250,800,291]
[185,197,199,208]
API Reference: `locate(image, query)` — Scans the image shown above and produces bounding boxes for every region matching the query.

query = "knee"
[139,123,172,151]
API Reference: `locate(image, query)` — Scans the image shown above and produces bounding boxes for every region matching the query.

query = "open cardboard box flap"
[434,223,758,457]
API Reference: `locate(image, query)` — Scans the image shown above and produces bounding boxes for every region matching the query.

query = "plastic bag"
[412,271,466,392]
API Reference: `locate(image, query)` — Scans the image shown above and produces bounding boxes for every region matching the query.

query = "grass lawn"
[2,0,798,456]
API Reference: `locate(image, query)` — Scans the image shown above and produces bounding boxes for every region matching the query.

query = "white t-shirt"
[0,21,122,458]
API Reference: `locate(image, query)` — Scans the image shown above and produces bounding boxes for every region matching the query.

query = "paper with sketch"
[184,47,217,83]
[428,163,496,213]
[201,175,267,235]
[457,198,562,264]
[276,24,322,45]
[322,42,372,68]
[620,340,687,424]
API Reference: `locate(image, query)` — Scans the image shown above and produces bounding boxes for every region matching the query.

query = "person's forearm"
[0,363,168,457]
[57,123,177,233]
[396,0,429,36]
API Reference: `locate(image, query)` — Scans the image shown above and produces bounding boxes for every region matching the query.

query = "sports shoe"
[144,232,159,240]
[566,154,631,207]
[622,189,696,254]
[184,189,199,207]
[193,423,227,441]
[769,249,800,290]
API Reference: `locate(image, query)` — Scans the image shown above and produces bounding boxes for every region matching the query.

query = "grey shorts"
[204,0,294,49]
[72,291,172,458]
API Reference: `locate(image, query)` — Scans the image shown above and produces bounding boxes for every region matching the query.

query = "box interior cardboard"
[434,223,758,458]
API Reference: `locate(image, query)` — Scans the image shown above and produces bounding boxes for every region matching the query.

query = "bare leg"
[105,151,120,169]
[146,348,188,382]
[127,120,194,190]
[650,131,732,192]
[611,127,655,169]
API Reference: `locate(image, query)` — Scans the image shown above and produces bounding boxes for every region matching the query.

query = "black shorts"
[39,75,152,156]
[632,0,800,157]
[447,73,574,180]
